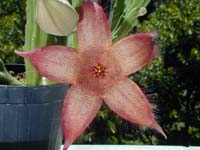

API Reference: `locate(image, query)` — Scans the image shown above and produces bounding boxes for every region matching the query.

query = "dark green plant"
[137,0,200,145]
[0,0,26,63]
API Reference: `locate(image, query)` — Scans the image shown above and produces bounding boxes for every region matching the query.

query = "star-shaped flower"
[16,2,166,150]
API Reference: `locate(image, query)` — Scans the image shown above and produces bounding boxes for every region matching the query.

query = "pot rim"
[0,83,68,89]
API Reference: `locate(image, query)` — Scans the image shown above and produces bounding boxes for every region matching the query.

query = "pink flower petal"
[110,32,157,75]
[77,2,112,52]
[16,46,80,84]
[104,78,166,138]
[62,84,103,150]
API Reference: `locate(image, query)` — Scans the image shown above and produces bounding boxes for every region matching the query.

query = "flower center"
[92,63,107,78]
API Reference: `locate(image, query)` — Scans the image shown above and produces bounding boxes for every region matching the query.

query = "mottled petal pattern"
[16,2,165,148]
[104,78,166,138]
[78,2,112,52]
[62,84,103,150]
[110,33,157,75]
[16,46,80,84]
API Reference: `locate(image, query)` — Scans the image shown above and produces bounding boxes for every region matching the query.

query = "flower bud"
[137,7,147,17]
[36,0,79,36]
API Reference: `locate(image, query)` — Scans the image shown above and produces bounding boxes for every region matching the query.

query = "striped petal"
[62,84,102,149]
[104,78,166,138]
[77,2,112,52]
[110,32,157,75]
[16,46,80,84]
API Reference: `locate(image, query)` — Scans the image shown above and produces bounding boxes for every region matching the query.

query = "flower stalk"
[66,0,84,48]
[109,0,150,42]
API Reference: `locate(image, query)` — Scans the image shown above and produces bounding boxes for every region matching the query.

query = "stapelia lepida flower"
[16,2,166,150]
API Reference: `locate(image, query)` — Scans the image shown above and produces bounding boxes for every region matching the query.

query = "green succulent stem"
[0,59,24,86]
[65,0,83,48]
[109,0,150,42]
[24,0,51,86]
[24,0,47,86]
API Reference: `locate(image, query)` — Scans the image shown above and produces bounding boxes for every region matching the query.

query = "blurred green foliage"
[0,0,26,63]
[136,0,200,145]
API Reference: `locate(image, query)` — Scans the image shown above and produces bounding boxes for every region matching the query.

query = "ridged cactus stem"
[24,0,48,86]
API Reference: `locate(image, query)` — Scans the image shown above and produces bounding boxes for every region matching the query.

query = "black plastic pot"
[0,65,68,150]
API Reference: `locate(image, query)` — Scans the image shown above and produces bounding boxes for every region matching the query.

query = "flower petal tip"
[15,50,30,58]
[149,32,158,38]
[151,121,167,139]
[63,139,73,150]
[63,145,68,150]
[156,126,167,139]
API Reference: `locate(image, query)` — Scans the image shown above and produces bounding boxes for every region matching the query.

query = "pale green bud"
[36,0,79,36]
[137,7,147,17]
